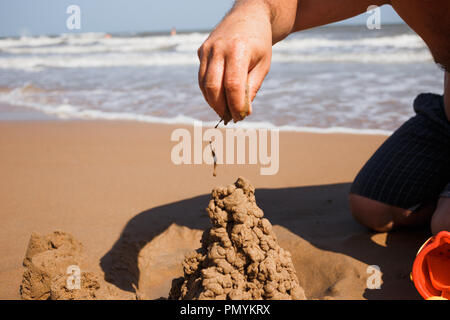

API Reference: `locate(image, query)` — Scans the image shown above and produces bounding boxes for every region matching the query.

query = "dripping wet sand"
[0,120,429,299]
[209,84,250,177]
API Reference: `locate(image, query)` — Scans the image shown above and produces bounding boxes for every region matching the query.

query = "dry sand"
[0,121,430,299]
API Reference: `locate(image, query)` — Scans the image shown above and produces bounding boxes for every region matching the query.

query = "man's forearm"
[230,0,391,44]
[229,0,298,43]
[445,72,449,121]
[292,0,390,32]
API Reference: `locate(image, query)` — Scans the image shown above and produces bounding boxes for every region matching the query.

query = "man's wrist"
[231,0,296,43]
[233,0,273,17]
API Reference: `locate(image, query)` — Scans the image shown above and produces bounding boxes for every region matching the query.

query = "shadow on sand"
[100,182,430,300]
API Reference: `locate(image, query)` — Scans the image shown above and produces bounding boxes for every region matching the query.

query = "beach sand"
[0,121,429,299]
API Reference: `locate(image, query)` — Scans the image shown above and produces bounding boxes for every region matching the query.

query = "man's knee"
[349,193,437,232]
[431,198,450,235]
[349,193,397,232]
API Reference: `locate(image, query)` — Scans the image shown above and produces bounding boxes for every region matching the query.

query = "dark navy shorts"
[350,93,450,210]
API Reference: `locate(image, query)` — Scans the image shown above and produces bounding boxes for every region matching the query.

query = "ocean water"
[0,24,444,134]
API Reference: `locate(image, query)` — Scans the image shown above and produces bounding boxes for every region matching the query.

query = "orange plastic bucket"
[411,231,450,300]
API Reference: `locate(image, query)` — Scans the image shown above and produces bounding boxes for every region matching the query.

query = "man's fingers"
[203,53,228,120]
[199,42,269,123]
[224,53,251,122]
[246,59,270,116]
[197,45,209,100]
[198,44,231,122]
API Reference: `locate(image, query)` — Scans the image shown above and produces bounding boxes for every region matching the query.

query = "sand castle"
[169,177,306,300]
[20,231,130,300]
[20,177,306,300]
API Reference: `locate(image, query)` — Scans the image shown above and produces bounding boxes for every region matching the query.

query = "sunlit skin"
[445,73,450,120]
[198,0,450,234]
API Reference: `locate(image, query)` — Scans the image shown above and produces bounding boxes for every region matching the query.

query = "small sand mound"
[169,177,306,300]
[137,224,203,299]
[21,231,131,300]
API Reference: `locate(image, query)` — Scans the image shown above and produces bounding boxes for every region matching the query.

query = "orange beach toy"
[411,231,450,300]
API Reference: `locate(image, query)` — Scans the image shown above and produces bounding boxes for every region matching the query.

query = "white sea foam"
[0,32,423,51]
[274,34,426,51]
[0,31,433,71]
[0,53,198,70]
[0,88,392,135]
[0,51,433,71]
[0,27,443,133]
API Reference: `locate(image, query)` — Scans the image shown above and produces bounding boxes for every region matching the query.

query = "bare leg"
[431,197,450,235]
[349,194,436,232]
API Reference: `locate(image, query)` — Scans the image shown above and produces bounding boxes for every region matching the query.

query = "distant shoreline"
[0,102,393,136]
[0,23,408,40]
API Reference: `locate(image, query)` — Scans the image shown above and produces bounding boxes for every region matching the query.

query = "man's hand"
[198,1,273,123]
[198,0,391,123]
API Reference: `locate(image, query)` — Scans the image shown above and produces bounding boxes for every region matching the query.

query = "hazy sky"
[0,0,403,37]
